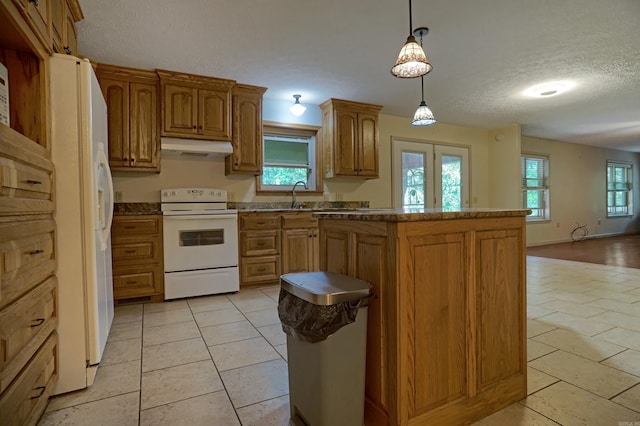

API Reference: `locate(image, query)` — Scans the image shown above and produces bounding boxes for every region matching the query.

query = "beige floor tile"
[586,299,640,318]
[143,320,200,347]
[528,350,639,398]
[200,320,261,346]
[526,305,556,319]
[613,383,640,413]
[236,394,291,426]
[602,349,640,376]
[193,307,245,327]
[542,299,605,318]
[112,304,144,325]
[229,291,278,313]
[39,392,139,426]
[532,328,626,361]
[258,286,282,302]
[244,308,281,327]
[544,290,601,304]
[46,360,141,411]
[527,339,557,361]
[526,292,558,306]
[527,319,556,338]
[526,367,559,395]
[585,288,640,303]
[142,337,210,372]
[187,294,235,313]
[523,381,639,425]
[144,300,189,313]
[472,402,557,425]
[596,327,640,351]
[209,337,281,372]
[220,359,289,409]
[101,337,142,366]
[540,312,615,337]
[140,391,240,426]
[274,344,288,361]
[141,360,223,410]
[591,311,640,333]
[107,320,142,343]
[259,323,287,346]
[143,307,194,328]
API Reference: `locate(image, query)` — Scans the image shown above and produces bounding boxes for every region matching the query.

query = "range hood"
[161,137,233,158]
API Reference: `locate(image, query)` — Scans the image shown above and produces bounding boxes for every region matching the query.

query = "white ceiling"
[77,0,640,151]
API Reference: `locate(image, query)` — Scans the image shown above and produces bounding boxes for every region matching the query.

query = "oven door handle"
[163,214,238,220]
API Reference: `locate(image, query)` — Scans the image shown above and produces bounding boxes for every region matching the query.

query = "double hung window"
[607,161,632,217]
[520,154,549,221]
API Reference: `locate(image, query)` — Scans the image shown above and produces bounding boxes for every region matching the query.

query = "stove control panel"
[161,188,227,203]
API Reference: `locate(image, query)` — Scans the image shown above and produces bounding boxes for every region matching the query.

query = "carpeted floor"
[527,234,640,269]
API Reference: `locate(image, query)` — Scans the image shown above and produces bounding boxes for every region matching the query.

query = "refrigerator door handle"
[97,143,114,251]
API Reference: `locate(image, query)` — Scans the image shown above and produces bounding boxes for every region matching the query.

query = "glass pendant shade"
[289,94,306,116]
[391,35,433,78]
[412,101,437,126]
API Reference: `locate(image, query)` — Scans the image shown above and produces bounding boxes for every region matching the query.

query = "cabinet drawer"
[0,220,55,310]
[282,213,318,229]
[0,332,57,426]
[240,256,280,285]
[239,214,280,230]
[0,157,52,198]
[112,239,161,264]
[0,278,56,393]
[240,230,279,256]
[111,216,161,237]
[113,265,163,299]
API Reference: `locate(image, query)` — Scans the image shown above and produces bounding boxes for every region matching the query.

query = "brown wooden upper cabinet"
[96,64,160,172]
[157,69,235,141]
[225,84,267,175]
[51,0,81,55]
[321,98,382,179]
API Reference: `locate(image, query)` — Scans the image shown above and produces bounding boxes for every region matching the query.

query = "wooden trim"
[95,63,158,84]
[66,0,84,22]
[156,69,235,89]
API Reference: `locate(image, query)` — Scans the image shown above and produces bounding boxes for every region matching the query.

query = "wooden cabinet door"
[101,79,130,168]
[129,82,159,170]
[334,109,358,176]
[50,0,64,51]
[281,229,315,274]
[357,112,379,178]
[199,88,231,140]
[227,88,262,174]
[25,0,50,48]
[163,84,198,136]
[63,2,78,55]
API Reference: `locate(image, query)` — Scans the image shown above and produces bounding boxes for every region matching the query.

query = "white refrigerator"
[49,54,115,395]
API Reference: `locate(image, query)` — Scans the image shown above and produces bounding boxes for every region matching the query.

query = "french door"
[392,139,469,210]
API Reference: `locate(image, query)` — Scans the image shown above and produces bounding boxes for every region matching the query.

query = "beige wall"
[488,125,521,209]
[522,136,640,246]
[112,114,494,209]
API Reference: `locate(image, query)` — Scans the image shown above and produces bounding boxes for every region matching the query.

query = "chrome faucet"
[291,180,308,209]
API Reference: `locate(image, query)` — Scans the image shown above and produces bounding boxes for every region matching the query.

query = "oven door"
[163,213,238,272]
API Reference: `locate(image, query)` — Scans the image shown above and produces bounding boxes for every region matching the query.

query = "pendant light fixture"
[411,28,436,126]
[391,0,432,78]
[289,94,306,116]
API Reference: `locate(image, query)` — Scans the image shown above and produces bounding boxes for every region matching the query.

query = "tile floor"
[39,256,640,425]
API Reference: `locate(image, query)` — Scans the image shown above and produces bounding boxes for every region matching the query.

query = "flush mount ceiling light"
[289,94,306,116]
[391,0,433,78]
[523,81,576,98]
[411,28,436,127]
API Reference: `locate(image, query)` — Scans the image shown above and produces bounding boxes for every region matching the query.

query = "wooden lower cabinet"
[319,216,527,425]
[111,215,164,302]
[238,211,319,286]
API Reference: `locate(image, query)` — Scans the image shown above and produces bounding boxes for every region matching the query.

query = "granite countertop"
[114,203,161,215]
[230,201,369,212]
[313,208,532,222]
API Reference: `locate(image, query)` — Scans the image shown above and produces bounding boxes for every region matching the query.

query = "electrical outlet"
[227,191,235,201]
[114,191,123,202]
[556,222,560,228]
[597,219,601,225]
[336,193,344,201]
[323,193,330,201]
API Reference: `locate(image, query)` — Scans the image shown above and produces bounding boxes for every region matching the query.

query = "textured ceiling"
[76,0,640,151]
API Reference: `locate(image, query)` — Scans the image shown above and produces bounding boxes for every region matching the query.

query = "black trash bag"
[278,289,362,343]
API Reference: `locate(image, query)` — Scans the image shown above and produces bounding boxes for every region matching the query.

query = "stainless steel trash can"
[278,271,370,426]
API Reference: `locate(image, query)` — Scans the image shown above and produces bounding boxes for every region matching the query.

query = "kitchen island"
[314,208,529,426]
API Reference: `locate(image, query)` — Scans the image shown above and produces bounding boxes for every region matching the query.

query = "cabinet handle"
[198,125,203,130]
[64,46,72,55]
[256,242,265,246]
[29,249,45,255]
[25,179,42,185]
[29,0,39,6]
[256,221,265,225]
[124,226,136,229]
[192,125,197,129]
[257,267,266,272]
[30,318,45,327]
[30,386,46,399]
[126,280,137,284]
[124,250,136,253]
[131,158,136,163]
[123,157,128,161]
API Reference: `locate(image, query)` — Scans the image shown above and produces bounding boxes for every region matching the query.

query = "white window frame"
[520,154,549,222]
[606,160,633,217]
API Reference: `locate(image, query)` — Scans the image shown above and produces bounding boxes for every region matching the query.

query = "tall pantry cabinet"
[0,1,82,425]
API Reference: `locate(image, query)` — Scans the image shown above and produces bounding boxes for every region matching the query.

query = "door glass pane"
[441,155,462,211]
[180,229,224,246]
[402,152,425,209]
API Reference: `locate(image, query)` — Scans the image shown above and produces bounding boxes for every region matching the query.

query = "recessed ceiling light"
[523,81,576,98]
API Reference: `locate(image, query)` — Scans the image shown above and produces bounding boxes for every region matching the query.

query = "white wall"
[522,136,640,246]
